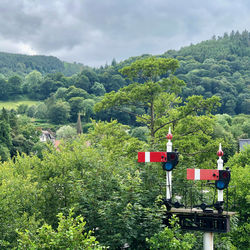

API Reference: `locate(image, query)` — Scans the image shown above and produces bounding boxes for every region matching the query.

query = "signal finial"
[166,127,173,140]
[217,143,224,158]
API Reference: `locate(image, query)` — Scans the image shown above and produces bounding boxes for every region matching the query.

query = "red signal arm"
[187,169,219,180]
[138,152,167,162]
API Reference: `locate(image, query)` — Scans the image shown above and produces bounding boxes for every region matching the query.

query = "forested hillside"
[0,30,249,115]
[0,52,83,76]
[112,30,249,115]
[163,30,250,115]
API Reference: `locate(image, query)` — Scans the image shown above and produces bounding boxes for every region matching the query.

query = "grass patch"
[0,100,39,110]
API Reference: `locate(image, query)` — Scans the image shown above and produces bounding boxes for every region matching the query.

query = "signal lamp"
[162,152,179,171]
[215,169,231,190]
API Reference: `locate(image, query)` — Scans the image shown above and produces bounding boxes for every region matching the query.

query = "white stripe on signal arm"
[195,169,200,180]
[145,152,150,162]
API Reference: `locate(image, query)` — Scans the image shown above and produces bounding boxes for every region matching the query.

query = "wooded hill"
[0,51,83,76]
[0,30,249,115]
[164,30,250,115]
[116,30,250,115]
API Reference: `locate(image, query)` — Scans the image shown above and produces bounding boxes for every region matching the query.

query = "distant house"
[39,129,61,150]
[239,139,250,151]
[40,130,55,143]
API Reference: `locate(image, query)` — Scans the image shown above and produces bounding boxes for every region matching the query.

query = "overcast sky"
[0,0,249,67]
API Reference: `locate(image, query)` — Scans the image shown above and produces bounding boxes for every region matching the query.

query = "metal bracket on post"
[163,198,184,211]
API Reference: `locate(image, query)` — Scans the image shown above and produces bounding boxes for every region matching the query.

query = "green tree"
[26,105,36,118]
[39,78,63,99]
[47,100,70,124]
[75,74,91,91]
[90,81,106,96]
[227,146,250,220]
[56,125,77,141]
[54,87,68,100]
[105,74,126,92]
[95,57,220,147]
[147,216,196,250]
[66,86,90,100]
[80,68,99,85]
[77,112,83,134]
[8,75,22,96]
[82,99,95,122]
[34,103,48,119]
[17,209,104,249]
[11,115,41,156]
[226,146,250,249]
[28,120,163,249]
[17,104,29,115]
[23,70,43,97]
[0,109,12,150]
[95,57,182,141]
[68,97,85,122]
[0,144,10,161]
[0,78,9,100]
[0,155,42,247]
[130,126,149,141]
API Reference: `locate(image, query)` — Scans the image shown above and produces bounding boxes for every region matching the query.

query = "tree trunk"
[150,102,155,145]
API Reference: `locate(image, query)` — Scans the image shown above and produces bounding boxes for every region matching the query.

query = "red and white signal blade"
[187,169,219,180]
[138,152,167,162]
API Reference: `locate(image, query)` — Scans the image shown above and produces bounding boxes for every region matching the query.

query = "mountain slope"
[0,52,83,76]
[161,30,250,115]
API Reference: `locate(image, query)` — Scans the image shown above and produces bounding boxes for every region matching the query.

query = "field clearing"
[0,100,39,110]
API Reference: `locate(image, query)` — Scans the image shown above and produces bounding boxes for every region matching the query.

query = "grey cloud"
[0,1,42,39]
[0,0,249,66]
[0,0,84,50]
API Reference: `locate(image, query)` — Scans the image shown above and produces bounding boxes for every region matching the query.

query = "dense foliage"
[0,52,65,76]
[226,147,250,250]
[17,209,104,249]
[0,118,248,248]
[147,216,196,249]
[0,108,43,161]
[163,30,250,115]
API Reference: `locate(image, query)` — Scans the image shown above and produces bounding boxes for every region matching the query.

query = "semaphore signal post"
[137,129,235,250]
[138,127,179,208]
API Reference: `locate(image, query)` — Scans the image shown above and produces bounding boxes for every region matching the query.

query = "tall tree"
[8,75,22,96]
[0,78,9,100]
[95,57,220,145]
[47,100,70,124]
[68,97,85,122]
[0,108,12,149]
[76,113,83,135]
[23,70,43,98]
